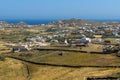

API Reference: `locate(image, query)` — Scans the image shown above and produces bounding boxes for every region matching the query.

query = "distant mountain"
[49,18,120,27]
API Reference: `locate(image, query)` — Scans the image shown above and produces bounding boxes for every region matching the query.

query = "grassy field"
[6,49,120,67]
[30,51,120,66]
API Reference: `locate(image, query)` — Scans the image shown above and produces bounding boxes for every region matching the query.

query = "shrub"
[0,56,5,61]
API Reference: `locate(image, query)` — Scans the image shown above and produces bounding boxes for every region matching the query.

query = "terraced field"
[8,50,120,67]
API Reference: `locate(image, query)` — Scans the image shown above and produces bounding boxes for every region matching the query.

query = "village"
[0,19,120,53]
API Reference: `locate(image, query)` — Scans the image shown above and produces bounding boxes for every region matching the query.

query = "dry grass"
[27,63,120,80]
[0,58,28,80]
[0,41,6,44]
[0,45,11,54]
[0,57,120,80]
[81,43,103,52]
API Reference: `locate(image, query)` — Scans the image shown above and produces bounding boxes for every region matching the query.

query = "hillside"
[0,58,28,80]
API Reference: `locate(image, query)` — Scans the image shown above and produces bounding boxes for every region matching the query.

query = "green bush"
[0,56,5,61]
[116,51,120,57]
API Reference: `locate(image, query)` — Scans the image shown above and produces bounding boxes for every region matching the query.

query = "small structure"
[74,39,89,48]
[50,39,59,43]
[20,45,30,51]
[114,39,120,44]
[58,51,64,56]
[82,37,91,43]
[75,39,89,45]
[12,48,20,53]
[25,38,36,42]
[35,43,50,47]
[92,35,103,44]
[0,26,4,30]
[60,39,68,44]
[93,35,102,39]
[64,39,68,44]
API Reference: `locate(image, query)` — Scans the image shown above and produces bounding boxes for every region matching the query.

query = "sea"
[1,19,120,25]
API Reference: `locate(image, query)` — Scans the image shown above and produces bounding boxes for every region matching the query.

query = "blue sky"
[0,0,120,20]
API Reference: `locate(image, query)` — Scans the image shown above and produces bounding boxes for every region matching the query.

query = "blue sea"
[1,19,120,25]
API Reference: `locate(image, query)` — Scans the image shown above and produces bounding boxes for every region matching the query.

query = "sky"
[0,0,120,20]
